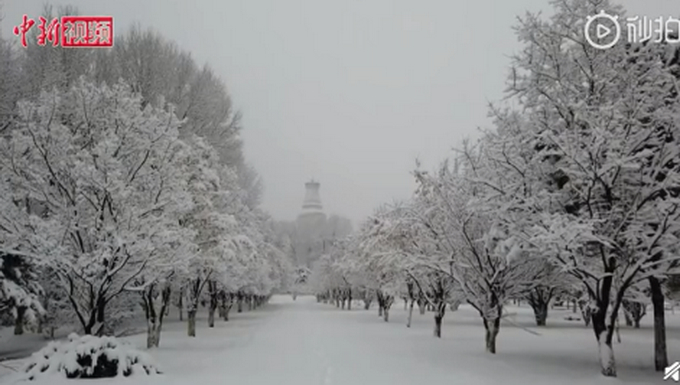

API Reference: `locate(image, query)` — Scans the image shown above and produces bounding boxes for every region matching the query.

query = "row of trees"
[308,0,680,378]
[0,5,292,348]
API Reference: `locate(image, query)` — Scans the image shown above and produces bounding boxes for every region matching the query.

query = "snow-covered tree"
[414,153,543,352]
[105,26,245,173]
[18,5,93,98]
[0,33,21,129]
[358,199,458,335]
[621,282,649,328]
[291,266,311,300]
[523,258,574,326]
[0,253,44,335]
[39,266,74,338]
[354,207,408,322]
[175,136,249,336]
[0,79,190,336]
[495,0,680,375]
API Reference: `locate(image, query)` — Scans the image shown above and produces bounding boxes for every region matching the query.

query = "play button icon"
[585,10,621,49]
[597,24,611,39]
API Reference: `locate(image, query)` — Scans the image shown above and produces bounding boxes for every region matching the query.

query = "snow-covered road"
[2,295,673,385]
[134,295,665,385]
[211,296,467,385]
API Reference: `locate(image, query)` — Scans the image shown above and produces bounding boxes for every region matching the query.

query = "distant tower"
[295,179,327,268]
[301,179,323,214]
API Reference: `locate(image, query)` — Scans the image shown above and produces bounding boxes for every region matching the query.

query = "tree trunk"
[185,278,203,337]
[146,317,164,348]
[383,296,393,322]
[224,302,233,321]
[178,290,184,321]
[218,299,225,319]
[532,302,549,326]
[236,293,243,313]
[153,323,162,346]
[622,300,645,329]
[143,284,170,348]
[649,276,668,371]
[208,282,218,328]
[187,310,197,337]
[597,329,616,377]
[483,316,500,354]
[418,299,426,315]
[433,304,445,338]
[623,310,633,326]
[96,297,106,325]
[591,305,617,377]
[156,292,170,347]
[147,320,158,348]
[14,306,26,335]
[579,301,591,327]
[208,305,216,327]
[220,292,232,321]
[407,299,415,328]
[528,288,552,327]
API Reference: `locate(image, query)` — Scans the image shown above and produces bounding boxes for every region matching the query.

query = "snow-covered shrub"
[22,333,161,380]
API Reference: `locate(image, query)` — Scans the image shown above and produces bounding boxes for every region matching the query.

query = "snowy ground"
[0,295,678,384]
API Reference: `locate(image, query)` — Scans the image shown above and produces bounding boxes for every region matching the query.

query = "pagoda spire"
[302,179,323,211]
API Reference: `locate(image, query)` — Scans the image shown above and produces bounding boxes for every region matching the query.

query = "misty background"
[1,0,676,225]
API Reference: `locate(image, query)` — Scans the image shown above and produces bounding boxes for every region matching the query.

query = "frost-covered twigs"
[0,80,191,335]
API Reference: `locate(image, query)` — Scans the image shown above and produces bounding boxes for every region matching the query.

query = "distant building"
[294,180,327,267]
[291,180,352,268]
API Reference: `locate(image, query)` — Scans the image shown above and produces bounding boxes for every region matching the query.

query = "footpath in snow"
[1,295,677,385]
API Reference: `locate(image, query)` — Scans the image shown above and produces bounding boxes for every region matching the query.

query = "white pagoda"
[294,179,328,268]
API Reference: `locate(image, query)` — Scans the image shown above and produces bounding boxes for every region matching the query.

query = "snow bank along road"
[2,295,673,385]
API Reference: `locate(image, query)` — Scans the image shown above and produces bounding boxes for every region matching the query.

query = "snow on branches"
[0,79,191,336]
[498,0,680,376]
[0,253,44,334]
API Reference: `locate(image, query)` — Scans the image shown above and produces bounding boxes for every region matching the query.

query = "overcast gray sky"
[2,0,678,225]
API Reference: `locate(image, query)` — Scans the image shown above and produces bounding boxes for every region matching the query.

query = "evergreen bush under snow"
[22,333,161,380]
